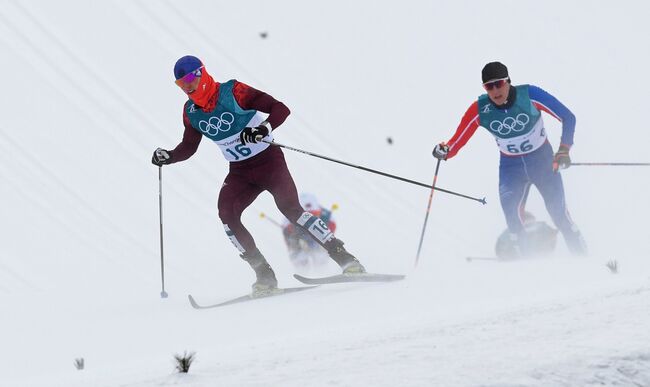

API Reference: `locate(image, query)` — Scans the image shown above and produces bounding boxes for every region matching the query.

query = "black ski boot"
[240,248,278,296]
[325,239,366,274]
[563,228,588,256]
[495,231,529,260]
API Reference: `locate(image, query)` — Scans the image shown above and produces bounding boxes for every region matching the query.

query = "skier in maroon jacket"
[152,56,365,295]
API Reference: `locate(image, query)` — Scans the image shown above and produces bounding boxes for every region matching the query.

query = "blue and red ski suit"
[446,84,586,255]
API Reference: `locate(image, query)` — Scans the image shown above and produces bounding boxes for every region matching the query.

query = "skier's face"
[175,66,204,95]
[177,76,201,95]
[484,78,510,105]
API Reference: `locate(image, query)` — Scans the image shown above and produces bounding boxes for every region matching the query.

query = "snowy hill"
[1,1,649,386]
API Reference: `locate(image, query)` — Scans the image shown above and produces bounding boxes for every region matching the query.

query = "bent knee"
[218,204,241,225]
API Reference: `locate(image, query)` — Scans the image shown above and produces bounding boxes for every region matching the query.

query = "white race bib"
[494,116,547,155]
[214,112,273,162]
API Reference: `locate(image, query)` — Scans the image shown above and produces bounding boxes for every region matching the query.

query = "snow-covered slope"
[1,1,649,386]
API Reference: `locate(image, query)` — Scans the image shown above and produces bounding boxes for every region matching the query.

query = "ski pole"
[570,162,650,166]
[158,166,168,298]
[259,212,283,228]
[414,158,442,267]
[263,140,486,205]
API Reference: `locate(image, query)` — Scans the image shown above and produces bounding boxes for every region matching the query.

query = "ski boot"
[495,231,532,260]
[240,248,279,297]
[563,227,588,256]
[325,239,366,275]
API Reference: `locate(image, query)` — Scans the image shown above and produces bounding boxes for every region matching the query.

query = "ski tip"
[293,274,306,281]
[187,294,201,309]
[465,256,501,262]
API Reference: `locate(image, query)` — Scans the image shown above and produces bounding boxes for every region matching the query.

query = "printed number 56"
[507,140,533,154]
[226,144,251,160]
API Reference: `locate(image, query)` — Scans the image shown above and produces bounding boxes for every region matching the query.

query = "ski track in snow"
[189,286,650,387]
[13,280,647,387]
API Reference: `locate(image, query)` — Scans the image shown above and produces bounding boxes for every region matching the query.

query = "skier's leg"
[218,172,277,290]
[533,165,587,255]
[218,172,263,253]
[499,160,532,256]
[263,149,365,272]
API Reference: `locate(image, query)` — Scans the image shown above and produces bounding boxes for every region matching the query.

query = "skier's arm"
[446,101,480,159]
[529,85,576,148]
[233,81,291,129]
[168,111,202,163]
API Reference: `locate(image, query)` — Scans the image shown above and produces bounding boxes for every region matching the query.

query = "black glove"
[552,144,571,172]
[151,148,172,166]
[239,122,270,145]
[432,143,449,160]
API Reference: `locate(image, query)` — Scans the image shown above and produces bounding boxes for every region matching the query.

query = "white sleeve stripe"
[532,99,561,121]
[449,115,479,151]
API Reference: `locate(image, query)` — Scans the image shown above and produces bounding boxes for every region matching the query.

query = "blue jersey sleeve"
[528,85,576,147]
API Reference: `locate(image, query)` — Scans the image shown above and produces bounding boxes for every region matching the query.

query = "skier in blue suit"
[433,62,587,256]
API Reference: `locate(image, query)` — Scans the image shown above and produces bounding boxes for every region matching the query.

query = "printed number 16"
[226,144,252,160]
[507,140,533,154]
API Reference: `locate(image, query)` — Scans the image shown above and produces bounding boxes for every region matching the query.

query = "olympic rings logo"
[198,112,235,136]
[489,113,530,135]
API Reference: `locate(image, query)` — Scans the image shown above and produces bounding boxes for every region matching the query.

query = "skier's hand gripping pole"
[262,139,486,205]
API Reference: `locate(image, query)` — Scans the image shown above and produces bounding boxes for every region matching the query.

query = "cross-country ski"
[465,256,502,262]
[188,286,318,309]
[293,273,405,285]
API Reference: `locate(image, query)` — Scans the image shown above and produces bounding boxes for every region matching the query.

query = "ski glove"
[432,143,449,160]
[151,148,172,166]
[240,122,271,145]
[552,144,571,172]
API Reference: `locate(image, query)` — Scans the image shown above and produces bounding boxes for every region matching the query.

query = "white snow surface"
[1,1,649,386]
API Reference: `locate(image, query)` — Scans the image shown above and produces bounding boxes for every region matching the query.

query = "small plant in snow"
[74,358,84,370]
[606,260,618,274]
[174,351,196,373]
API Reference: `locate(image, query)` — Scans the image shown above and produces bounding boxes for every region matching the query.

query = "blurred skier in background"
[495,212,558,259]
[151,55,365,295]
[433,61,587,257]
[282,193,337,269]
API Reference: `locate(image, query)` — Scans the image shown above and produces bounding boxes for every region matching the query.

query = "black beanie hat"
[482,62,509,83]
